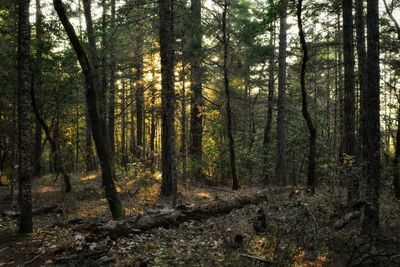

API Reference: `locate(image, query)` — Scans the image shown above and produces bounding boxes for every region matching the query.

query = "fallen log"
[76,187,294,238]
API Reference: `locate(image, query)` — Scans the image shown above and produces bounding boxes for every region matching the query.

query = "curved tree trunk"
[53,0,125,219]
[297,0,317,193]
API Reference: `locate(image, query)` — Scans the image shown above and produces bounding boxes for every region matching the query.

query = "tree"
[362,0,380,232]
[342,0,358,204]
[17,0,33,233]
[33,0,43,178]
[297,0,316,192]
[53,0,125,219]
[159,0,177,202]
[275,0,289,186]
[189,0,203,180]
[222,0,239,190]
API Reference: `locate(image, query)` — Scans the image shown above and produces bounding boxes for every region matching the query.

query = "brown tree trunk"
[108,0,116,155]
[189,0,203,180]
[33,0,43,178]
[180,65,187,180]
[342,0,358,204]
[31,88,72,193]
[159,0,177,203]
[297,0,317,192]
[275,0,288,186]
[17,0,33,233]
[53,0,125,219]
[263,24,276,184]
[222,0,238,190]
[135,31,144,159]
[362,0,381,232]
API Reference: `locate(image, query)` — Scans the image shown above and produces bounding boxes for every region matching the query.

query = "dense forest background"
[0,0,399,266]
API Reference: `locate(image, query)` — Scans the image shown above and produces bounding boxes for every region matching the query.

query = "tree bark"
[342,0,358,204]
[31,87,72,193]
[362,0,380,232]
[297,0,317,192]
[189,0,203,180]
[108,0,116,155]
[222,0,238,190]
[263,24,276,184]
[53,0,125,219]
[159,0,177,202]
[180,65,187,180]
[135,31,144,159]
[33,0,43,178]
[17,0,33,233]
[275,0,289,186]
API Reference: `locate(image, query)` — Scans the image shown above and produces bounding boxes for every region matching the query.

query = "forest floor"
[0,170,400,267]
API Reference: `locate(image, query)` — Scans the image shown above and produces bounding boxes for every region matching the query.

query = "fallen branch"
[2,205,61,218]
[333,210,361,230]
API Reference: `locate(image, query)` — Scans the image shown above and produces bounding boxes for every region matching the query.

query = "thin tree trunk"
[31,87,72,193]
[189,0,203,180]
[159,0,177,203]
[53,0,125,219]
[263,23,276,184]
[275,0,288,186]
[108,0,116,154]
[135,31,144,159]
[17,0,33,233]
[33,0,43,178]
[362,0,380,232]
[180,65,187,180]
[121,79,127,168]
[222,0,238,190]
[297,0,317,192]
[129,71,136,156]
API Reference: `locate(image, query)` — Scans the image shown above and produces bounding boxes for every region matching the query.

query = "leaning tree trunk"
[362,0,381,232]
[17,0,33,234]
[342,0,358,204]
[297,0,317,193]
[275,0,289,186]
[159,0,177,203]
[53,0,125,219]
[31,88,72,193]
[108,0,116,155]
[222,0,238,190]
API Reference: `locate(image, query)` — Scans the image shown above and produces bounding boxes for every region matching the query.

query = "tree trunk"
[33,0,43,178]
[129,71,136,156]
[362,0,380,232]
[263,23,276,184]
[53,0,125,219]
[17,0,33,233]
[297,0,317,192]
[135,31,144,159]
[108,0,116,155]
[222,0,238,190]
[31,88,72,193]
[180,65,187,180]
[121,79,127,168]
[275,0,288,186]
[342,0,358,204]
[394,108,400,199]
[159,0,177,203]
[189,0,203,180]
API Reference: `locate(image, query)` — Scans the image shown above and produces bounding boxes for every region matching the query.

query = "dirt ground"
[1,171,399,266]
